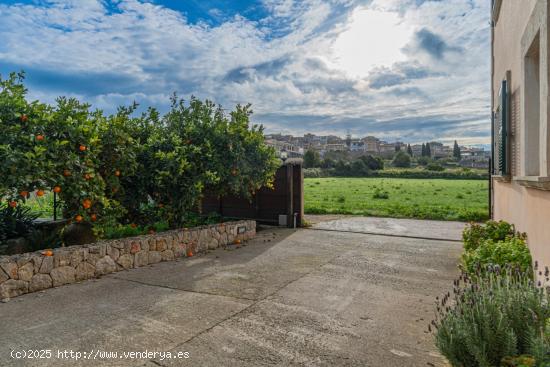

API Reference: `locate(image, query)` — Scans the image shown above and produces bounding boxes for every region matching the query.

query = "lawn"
[304,177,489,221]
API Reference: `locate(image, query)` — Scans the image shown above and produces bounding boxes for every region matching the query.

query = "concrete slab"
[309,216,466,241]
[110,229,356,301]
[158,231,459,367]
[0,218,462,366]
[0,277,251,367]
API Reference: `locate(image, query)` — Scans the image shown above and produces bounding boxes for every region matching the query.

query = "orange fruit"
[53,186,61,193]
[8,201,17,208]
[63,169,71,177]
[36,134,44,141]
[79,145,86,152]
[21,114,28,122]
[90,214,97,222]
[130,223,137,229]
[114,170,120,177]
[19,191,28,198]
[84,173,91,180]
[42,250,53,257]
[75,215,83,223]
[36,190,45,197]
[82,199,92,209]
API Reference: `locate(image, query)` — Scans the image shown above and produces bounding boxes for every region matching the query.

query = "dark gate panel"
[201,160,303,227]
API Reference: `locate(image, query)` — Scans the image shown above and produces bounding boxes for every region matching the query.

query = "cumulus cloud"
[0,0,491,144]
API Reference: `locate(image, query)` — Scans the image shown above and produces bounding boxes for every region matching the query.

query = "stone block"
[149,251,161,264]
[161,250,174,261]
[95,256,117,276]
[0,279,28,299]
[29,274,52,292]
[18,262,34,282]
[39,256,53,274]
[54,250,72,267]
[50,266,76,287]
[107,246,120,261]
[0,260,18,279]
[134,251,149,268]
[117,254,133,269]
[76,262,96,281]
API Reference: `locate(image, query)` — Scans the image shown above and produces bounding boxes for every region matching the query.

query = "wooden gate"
[201,159,304,227]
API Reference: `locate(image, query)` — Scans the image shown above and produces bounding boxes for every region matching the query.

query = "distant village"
[265,133,491,169]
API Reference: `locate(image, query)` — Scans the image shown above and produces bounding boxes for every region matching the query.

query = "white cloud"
[0,0,491,144]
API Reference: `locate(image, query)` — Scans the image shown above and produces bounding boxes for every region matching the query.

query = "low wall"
[0,220,256,300]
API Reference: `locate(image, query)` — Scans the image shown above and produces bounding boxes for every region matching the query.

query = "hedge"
[0,72,279,235]
[304,167,488,180]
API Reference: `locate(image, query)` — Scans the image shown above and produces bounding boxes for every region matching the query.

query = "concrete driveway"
[0,217,464,367]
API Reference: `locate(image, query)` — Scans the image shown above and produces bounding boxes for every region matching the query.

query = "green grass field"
[304,177,489,222]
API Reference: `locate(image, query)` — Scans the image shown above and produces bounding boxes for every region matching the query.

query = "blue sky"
[0,0,490,145]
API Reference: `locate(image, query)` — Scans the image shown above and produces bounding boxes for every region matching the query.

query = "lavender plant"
[431,264,550,367]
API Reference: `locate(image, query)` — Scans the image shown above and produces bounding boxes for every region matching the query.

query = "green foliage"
[320,157,336,169]
[372,188,389,199]
[462,237,532,276]
[463,221,518,252]
[304,149,321,168]
[461,221,531,277]
[0,73,278,236]
[0,203,38,243]
[433,268,550,367]
[392,151,411,168]
[303,166,488,180]
[417,156,431,166]
[360,155,384,170]
[350,159,370,176]
[426,163,445,172]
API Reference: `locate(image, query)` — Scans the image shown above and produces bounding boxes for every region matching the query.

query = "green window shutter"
[495,79,509,175]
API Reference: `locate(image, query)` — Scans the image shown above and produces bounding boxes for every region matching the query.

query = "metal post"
[286,163,294,228]
[53,191,57,221]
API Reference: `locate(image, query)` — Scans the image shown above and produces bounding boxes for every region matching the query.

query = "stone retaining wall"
[0,220,255,300]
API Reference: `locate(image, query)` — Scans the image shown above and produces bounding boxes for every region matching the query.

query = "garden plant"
[433,221,549,367]
[0,72,278,249]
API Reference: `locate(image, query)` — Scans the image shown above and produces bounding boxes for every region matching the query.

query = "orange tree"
[43,97,110,224]
[0,72,52,206]
[97,104,140,224]
[121,97,278,228]
[2,73,278,234]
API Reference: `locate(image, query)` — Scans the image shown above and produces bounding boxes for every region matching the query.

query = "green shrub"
[426,163,445,171]
[433,268,550,367]
[0,204,38,244]
[462,237,532,276]
[463,221,518,252]
[372,189,389,199]
[1,73,278,235]
[392,151,411,168]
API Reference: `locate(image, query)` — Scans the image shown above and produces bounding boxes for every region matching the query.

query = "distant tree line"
[302,139,481,179]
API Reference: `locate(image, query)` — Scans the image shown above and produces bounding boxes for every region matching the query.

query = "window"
[523,32,540,177]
